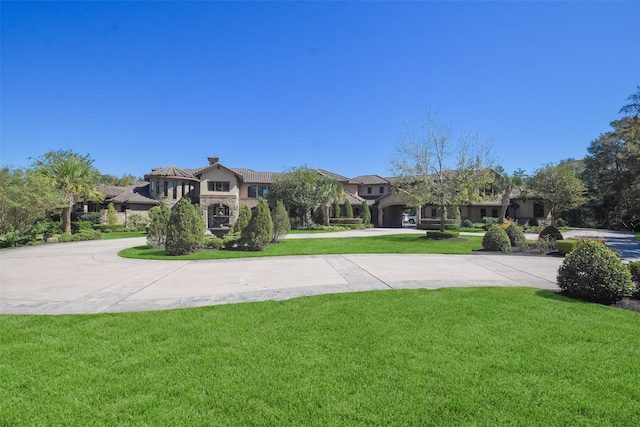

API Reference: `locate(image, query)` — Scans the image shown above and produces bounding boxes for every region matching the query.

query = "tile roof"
[352,174,390,185]
[231,168,284,184]
[145,165,198,181]
[99,183,160,205]
[344,191,367,205]
[314,169,359,184]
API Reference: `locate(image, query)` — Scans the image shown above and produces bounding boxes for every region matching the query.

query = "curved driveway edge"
[1,228,637,315]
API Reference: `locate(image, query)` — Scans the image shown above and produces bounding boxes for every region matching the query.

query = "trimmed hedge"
[557,240,578,256]
[329,218,363,225]
[417,222,460,231]
[426,231,460,239]
[94,224,127,233]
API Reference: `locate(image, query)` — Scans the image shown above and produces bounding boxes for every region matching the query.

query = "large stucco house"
[84,156,549,228]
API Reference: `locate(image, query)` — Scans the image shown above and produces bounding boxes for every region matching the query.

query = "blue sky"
[2,1,639,179]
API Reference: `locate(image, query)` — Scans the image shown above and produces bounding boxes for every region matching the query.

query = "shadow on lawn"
[535,289,640,313]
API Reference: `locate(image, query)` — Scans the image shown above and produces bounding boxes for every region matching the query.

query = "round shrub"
[426,231,460,239]
[539,225,563,242]
[505,224,526,247]
[482,226,511,252]
[528,217,539,227]
[557,240,633,304]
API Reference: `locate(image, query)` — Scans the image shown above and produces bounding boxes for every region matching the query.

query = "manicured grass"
[458,227,485,232]
[636,232,640,240]
[2,287,639,425]
[119,234,484,260]
[100,231,147,240]
[288,228,349,234]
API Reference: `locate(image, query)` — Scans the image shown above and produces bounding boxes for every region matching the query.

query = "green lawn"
[119,234,484,260]
[100,231,147,240]
[2,287,638,425]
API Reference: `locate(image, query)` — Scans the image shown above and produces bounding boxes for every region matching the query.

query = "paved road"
[1,228,637,315]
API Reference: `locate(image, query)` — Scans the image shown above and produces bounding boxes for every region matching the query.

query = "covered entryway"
[373,192,417,228]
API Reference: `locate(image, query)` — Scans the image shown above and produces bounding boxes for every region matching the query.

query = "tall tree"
[0,167,62,242]
[268,166,341,227]
[390,109,495,232]
[492,166,524,224]
[147,201,171,248]
[582,87,640,230]
[31,150,104,234]
[529,163,586,224]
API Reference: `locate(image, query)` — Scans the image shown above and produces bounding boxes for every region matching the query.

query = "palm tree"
[493,168,524,224]
[313,177,344,226]
[32,150,104,234]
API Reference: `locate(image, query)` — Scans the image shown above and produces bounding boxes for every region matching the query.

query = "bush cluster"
[556,240,578,256]
[505,224,526,247]
[539,225,563,241]
[557,240,633,304]
[482,226,511,252]
[461,219,474,228]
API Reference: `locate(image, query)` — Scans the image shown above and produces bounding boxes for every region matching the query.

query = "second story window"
[208,181,230,192]
[379,186,384,194]
[248,185,268,198]
[367,187,372,194]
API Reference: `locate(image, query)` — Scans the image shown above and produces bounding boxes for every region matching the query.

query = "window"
[163,181,168,197]
[150,181,155,194]
[172,181,177,199]
[181,183,185,197]
[480,208,487,218]
[120,205,128,212]
[491,208,498,218]
[208,181,230,192]
[379,186,384,194]
[367,187,372,194]
[431,208,437,217]
[248,185,268,198]
[534,202,545,218]
[156,181,160,196]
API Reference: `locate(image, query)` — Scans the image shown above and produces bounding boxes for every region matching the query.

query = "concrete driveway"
[1,228,637,315]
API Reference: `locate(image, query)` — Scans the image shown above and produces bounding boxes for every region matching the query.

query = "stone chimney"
[208,156,220,165]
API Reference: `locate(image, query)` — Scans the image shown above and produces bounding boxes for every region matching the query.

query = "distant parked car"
[403,213,416,224]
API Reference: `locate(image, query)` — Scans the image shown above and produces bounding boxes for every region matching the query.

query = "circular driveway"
[1,228,637,315]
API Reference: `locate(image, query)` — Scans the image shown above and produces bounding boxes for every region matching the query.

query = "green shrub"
[94,224,127,233]
[71,221,94,234]
[472,223,484,229]
[147,202,170,248]
[555,218,568,227]
[329,218,364,225]
[234,205,251,234]
[557,240,633,304]
[204,237,223,249]
[33,219,62,239]
[461,219,474,228]
[77,212,103,225]
[539,225,563,242]
[630,261,640,299]
[71,229,102,241]
[332,199,341,218]
[242,197,273,251]
[165,198,205,256]
[56,232,73,242]
[344,199,353,219]
[528,217,539,227]
[361,202,371,226]
[106,203,119,226]
[504,224,526,247]
[126,213,149,229]
[417,223,460,230]
[482,226,511,252]
[556,240,579,256]
[223,236,239,249]
[272,200,291,243]
[481,217,499,229]
[426,231,460,239]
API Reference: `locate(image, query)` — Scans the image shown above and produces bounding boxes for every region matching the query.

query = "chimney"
[208,156,220,165]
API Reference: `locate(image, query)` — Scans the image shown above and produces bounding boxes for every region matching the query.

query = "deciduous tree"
[529,164,586,224]
[390,109,495,232]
